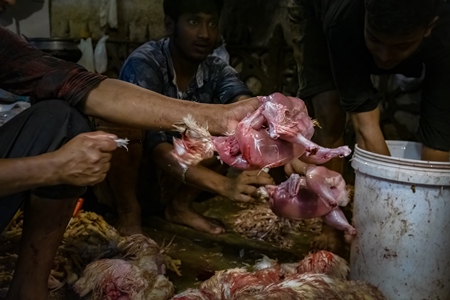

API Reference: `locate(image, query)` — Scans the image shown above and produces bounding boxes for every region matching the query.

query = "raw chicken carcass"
[248,272,386,300]
[296,250,349,279]
[259,93,351,165]
[73,258,151,300]
[73,234,174,300]
[266,167,356,238]
[172,93,351,170]
[201,266,282,299]
[170,251,386,300]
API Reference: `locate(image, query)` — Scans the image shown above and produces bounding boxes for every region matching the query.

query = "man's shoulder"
[126,39,167,64]
[119,39,169,82]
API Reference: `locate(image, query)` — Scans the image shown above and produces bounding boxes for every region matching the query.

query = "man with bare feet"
[113,0,273,235]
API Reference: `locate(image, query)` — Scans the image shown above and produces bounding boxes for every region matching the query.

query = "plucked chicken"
[266,166,356,239]
[172,93,351,170]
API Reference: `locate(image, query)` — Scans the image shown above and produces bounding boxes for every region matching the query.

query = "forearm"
[421,145,449,162]
[183,165,231,196]
[82,79,223,134]
[0,154,59,197]
[232,95,251,103]
[350,110,390,156]
[354,128,390,155]
[152,143,229,195]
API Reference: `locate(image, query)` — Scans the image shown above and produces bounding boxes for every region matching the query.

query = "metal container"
[350,141,450,300]
[27,37,82,62]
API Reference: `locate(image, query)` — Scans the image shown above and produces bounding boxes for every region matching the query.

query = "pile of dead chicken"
[0,210,177,300]
[172,250,386,300]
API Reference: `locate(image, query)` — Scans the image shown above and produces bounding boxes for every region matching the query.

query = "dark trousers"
[0,100,92,232]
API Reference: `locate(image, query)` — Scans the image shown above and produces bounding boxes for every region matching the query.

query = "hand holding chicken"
[172,93,351,170]
[171,93,355,238]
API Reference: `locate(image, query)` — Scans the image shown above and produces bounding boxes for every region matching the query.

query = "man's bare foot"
[117,212,143,236]
[164,205,225,234]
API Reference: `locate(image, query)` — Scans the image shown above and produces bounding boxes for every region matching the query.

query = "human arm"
[0,28,259,135]
[151,142,274,202]
[0,131,117,197]
[83,77,261,135]
[233,95,251,102]
[349,108,391,156]
[421,145,449,162]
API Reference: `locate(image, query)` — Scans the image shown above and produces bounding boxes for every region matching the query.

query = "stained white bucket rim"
[353,141,450,170]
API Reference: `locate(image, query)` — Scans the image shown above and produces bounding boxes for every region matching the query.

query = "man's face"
[364,17,433,70]
[170,11,220,63]
[0,0,16,13]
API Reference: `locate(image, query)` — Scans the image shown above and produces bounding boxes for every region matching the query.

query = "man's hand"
[220,97,260,134]
[52,131,118,186]
[222,170,274,202]
[284,157,309,176]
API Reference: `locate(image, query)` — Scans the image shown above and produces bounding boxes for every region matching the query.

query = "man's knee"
[0,100,91,158]
[29,100,91,137]
[0,100,91,201]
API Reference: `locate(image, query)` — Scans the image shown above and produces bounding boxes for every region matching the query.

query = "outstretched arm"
[81,79,259,135]
[0,27,259,136]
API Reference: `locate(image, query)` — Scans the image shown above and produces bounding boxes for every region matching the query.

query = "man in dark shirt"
[290,0,450,163]
[0,1,260,297]
[288,0,450,251]
[108,0,273,235]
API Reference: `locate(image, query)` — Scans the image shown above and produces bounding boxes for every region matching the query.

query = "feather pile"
[0,210,177,300]
[171,250,386,300]
[231,202,322,249]
[73,234,174,300]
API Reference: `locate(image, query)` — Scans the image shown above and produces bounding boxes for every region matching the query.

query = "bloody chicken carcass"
[171,250,386,300]
[73,234,174,300]
[172,93,351,170]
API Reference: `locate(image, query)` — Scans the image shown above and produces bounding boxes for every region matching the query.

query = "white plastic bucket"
[350,141,450,300]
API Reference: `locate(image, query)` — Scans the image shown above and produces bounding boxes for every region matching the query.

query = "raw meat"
[170,251,386,300]
[265,166,356,238]
[73,234,174,300]
[172,93,351,170]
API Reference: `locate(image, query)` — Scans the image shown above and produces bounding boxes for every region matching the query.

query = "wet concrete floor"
[140,196,321,294]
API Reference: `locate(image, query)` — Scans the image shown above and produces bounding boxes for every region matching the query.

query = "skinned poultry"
[172,93,351,170]
[266,166,356,239]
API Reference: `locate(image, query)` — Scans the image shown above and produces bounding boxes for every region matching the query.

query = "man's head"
[364,0,440,69]
[0,0,16,13]
[163,0,223,63]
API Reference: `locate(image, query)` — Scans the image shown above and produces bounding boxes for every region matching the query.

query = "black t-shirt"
[322,0,450,151]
